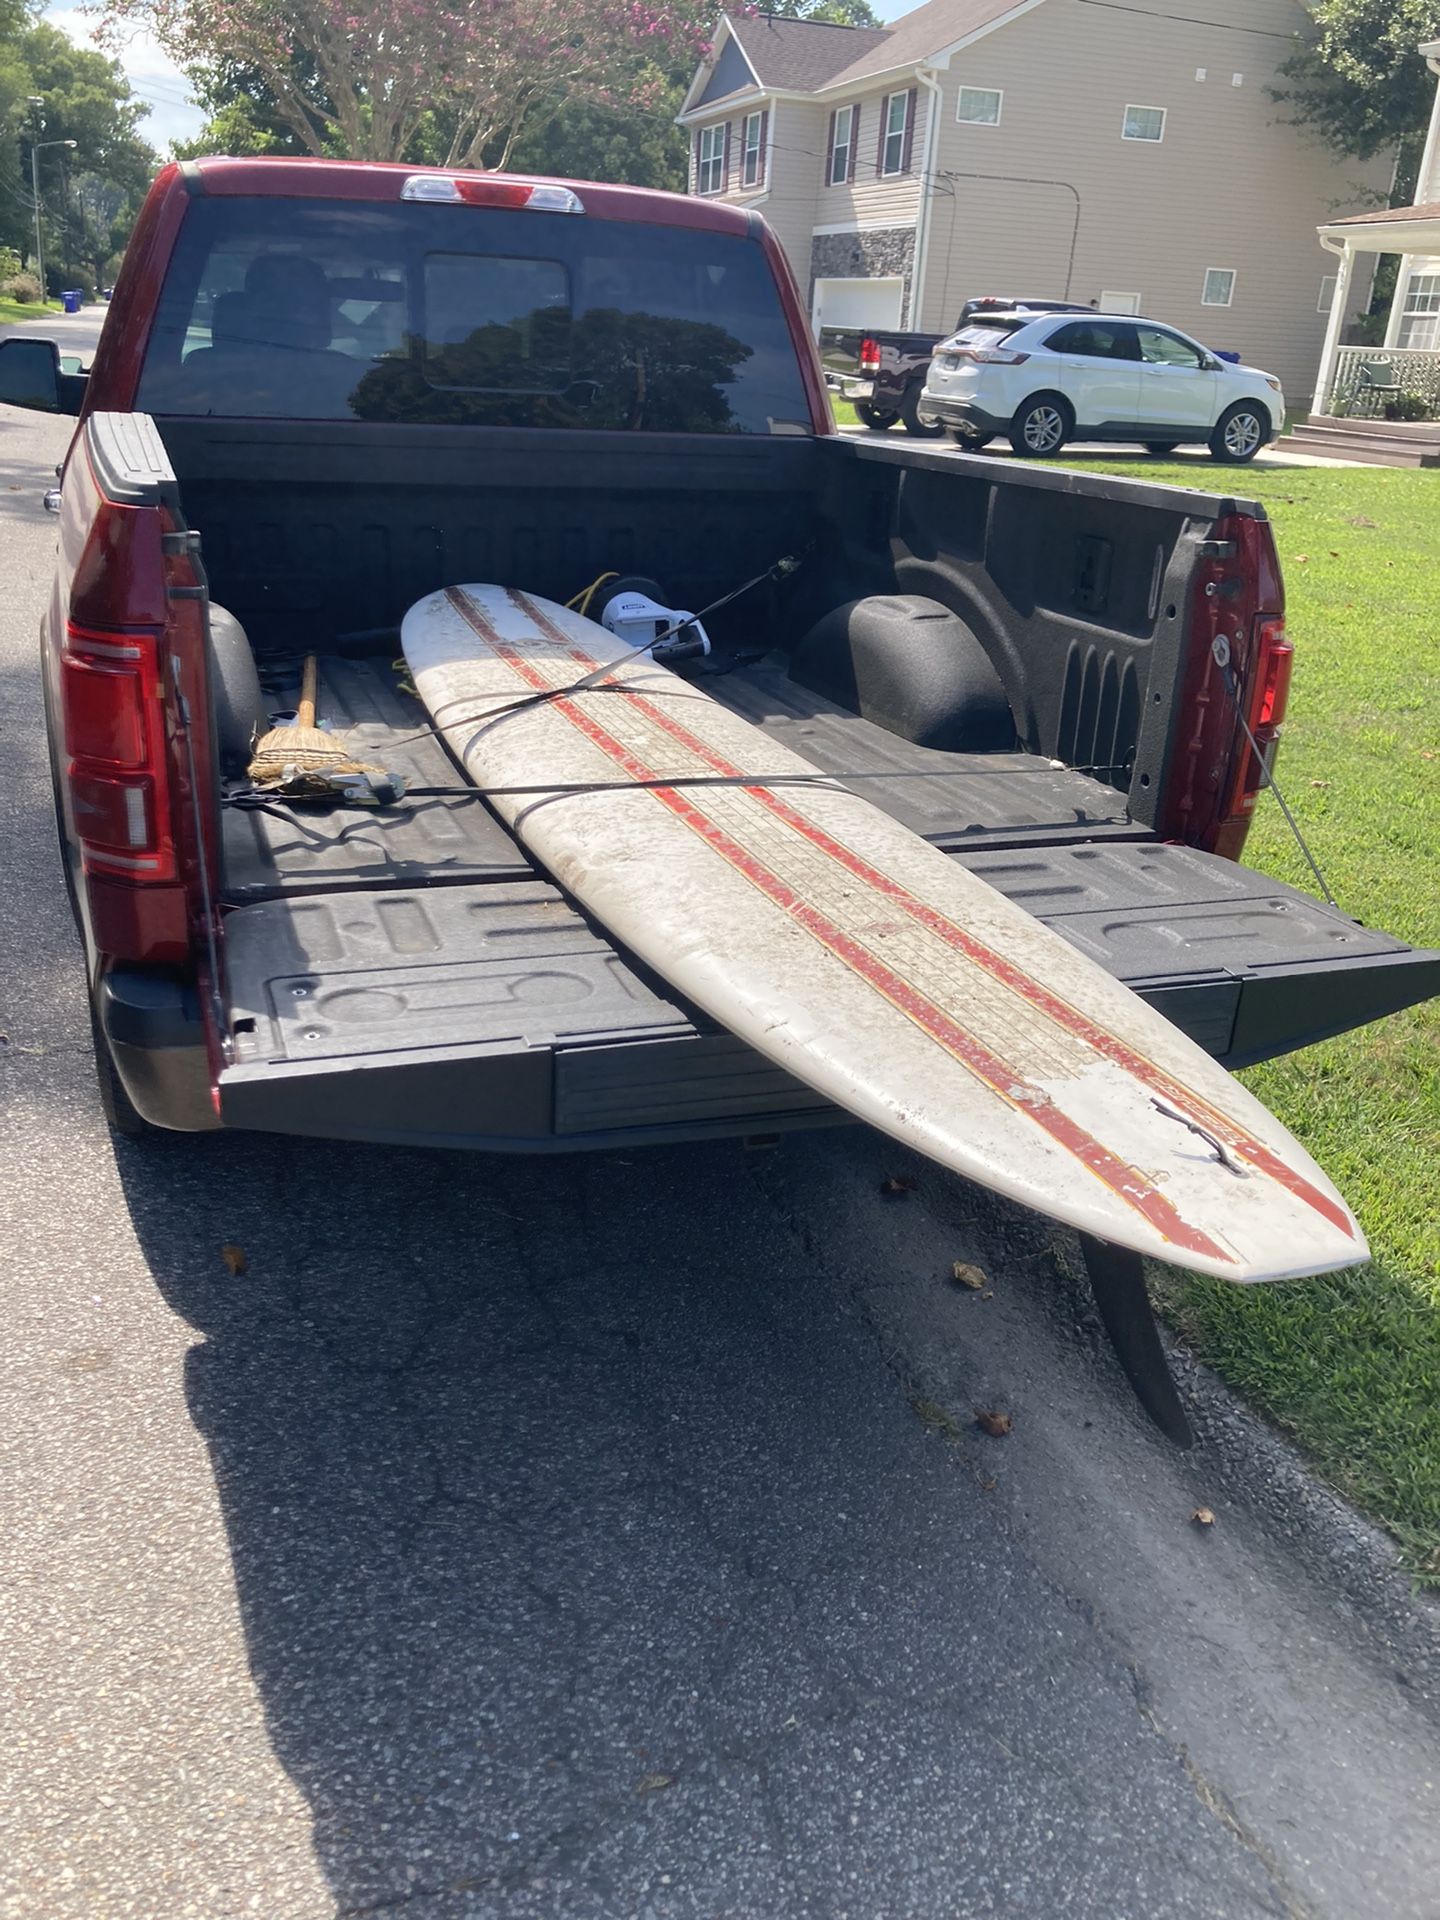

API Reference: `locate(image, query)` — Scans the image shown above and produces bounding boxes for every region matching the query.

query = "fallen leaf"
[1328,550,1340,558]
[1348,514,1378,528]
[978,1475,997,1493]
[1293,553,1310,564]
[221,1244,247,1276]
[634,1772,676,1795]
[975,1409,1013,1438]
[880,1174,919,1199]
[1191,1506,1216,1529]
[1310,779,1330,790]
[951,1261,987,1291]
[980,1290,995,1302]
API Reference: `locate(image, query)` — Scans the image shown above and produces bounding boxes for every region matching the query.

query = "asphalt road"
[3,315,1439,1920]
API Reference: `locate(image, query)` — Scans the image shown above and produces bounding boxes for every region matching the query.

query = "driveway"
[2,372,1439,1920]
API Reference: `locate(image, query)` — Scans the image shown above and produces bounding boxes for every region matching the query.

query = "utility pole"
[26,99,77,299]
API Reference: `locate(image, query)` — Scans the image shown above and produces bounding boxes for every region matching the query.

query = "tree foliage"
[168,0,881,185]
[759,0,880,23]
[0,5,156,283]
[103,0,714,168]
[1273,0,1437,202]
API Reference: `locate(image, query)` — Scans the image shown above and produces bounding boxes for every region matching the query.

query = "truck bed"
[220,649,1141,906]
[215,650,1438,1148]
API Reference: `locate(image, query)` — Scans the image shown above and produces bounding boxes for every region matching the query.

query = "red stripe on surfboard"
[507,589,1353,1243]
[444,589,1231,1265]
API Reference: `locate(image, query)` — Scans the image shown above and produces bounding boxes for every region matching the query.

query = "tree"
[758,0,880,24]
[168,0,880,178]
[16,20,154,286]
[1272,0,1437,204]
[102,0,712,168]
[0,12,155,283]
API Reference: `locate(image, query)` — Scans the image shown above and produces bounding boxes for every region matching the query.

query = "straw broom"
[247,655,384,789]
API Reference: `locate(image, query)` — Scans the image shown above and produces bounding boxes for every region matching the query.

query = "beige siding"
[685,99,826,295]
[751,101,831,284]
[812,82,927,233]
[917,0,1391,399]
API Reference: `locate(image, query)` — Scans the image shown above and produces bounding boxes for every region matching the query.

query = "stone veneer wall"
[809,228,918,326]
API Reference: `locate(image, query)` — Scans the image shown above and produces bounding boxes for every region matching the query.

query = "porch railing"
[1326,345,1440,418]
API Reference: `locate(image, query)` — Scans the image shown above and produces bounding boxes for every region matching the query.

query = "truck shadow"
[110,1122,1018,1916]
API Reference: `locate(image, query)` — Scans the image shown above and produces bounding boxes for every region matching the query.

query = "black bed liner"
[221,650,1142,905]
[216,653,1440,1145]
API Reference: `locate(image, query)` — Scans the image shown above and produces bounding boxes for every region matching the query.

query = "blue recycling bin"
[61,290,82,314]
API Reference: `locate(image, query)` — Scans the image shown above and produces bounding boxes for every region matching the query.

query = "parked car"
[0,161,1427,1154]
[820,297,1092,433]
[918,311,1284,461]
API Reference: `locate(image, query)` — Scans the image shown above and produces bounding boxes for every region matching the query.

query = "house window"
[1318,275,1337,314]
[880,91,909,174]
[1099,290,1141,314]
[1398,273,1440,349]
[956,86,1002,126]
[828,104,856,185]
[741,110,764,189]
[696,124,726,196]
[1202,267,1236,307]
[1122,104,1165,142]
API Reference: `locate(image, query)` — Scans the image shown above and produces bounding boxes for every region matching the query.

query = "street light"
[27,104,77,302]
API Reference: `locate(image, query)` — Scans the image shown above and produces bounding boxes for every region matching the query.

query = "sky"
[41,0,918,160]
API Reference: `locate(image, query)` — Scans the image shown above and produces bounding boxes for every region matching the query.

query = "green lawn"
[0,296,61,326]
[836,403,1440,1572]
[1082,461,1440,1581]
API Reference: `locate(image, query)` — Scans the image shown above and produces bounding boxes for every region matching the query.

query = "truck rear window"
[135,197,813,436]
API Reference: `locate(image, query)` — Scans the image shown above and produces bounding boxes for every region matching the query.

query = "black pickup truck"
[821,297,1091,433]
[2,161,1435,1151]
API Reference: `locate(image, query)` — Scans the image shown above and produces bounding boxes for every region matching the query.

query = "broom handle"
[297,656,319,731]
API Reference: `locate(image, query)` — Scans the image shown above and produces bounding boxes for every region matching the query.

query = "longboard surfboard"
[401,584,1366,1283]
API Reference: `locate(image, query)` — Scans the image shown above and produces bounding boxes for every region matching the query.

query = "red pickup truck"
[2,156,1434,1148]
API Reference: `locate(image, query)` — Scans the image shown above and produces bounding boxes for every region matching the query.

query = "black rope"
[1211,636,1340,910]
[221,758,1133,814]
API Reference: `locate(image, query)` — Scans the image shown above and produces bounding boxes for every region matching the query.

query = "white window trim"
[1099,290,1142,315]
[741,110,763,190]
[1122,103,1166,142]
[696,123,725,197]
[1202,267,1236,308]
[1317,275,1337,315]
[1398,271,1440,349]
[828,103,855,186]
[880,90,908,175]
[955,85,1003,127]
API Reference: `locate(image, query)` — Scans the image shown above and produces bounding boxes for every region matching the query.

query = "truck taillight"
[1212,616,1293,860]
[1254,619,1293,729]
[62,624,177,885]
[859,336,881,373]
[1157,513,1287,861]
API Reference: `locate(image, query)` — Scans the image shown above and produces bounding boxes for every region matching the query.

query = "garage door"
[812,276,904,334]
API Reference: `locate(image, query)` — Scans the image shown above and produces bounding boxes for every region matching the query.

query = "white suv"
[917,311,1284,462]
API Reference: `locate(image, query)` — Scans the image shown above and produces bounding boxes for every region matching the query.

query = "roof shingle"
[718,0,1032,100]
[1327,200,1440,226]
[725,13,891,92]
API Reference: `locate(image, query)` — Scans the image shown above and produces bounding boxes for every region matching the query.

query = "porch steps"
[1275,415,1440,469]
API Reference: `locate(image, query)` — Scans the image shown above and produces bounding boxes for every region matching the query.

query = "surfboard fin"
[1079,1236,1194,1449]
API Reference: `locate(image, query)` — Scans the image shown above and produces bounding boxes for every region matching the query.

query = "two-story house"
[677,0,1390,400]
